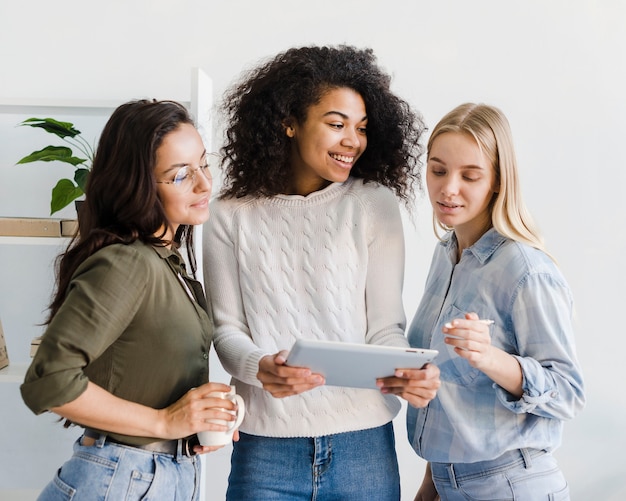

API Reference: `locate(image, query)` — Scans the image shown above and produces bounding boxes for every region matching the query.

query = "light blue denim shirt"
[407,228,585,463]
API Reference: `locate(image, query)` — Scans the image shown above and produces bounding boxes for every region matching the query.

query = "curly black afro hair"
[218,45,426,205]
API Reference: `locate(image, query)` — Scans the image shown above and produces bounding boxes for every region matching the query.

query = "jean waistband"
[431,448,547,484]
[83,428,198,458]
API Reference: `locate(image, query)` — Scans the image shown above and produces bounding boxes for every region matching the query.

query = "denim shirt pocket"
[432,304,483,386]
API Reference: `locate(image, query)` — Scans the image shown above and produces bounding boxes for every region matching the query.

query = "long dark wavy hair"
[218,45,426,205]
[46,99,197,323]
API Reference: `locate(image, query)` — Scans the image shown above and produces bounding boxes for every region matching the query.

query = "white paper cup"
[197,385,245,447]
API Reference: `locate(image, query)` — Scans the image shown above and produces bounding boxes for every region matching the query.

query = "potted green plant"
[17,117,95,215]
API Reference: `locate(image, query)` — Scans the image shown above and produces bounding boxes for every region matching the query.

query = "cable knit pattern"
[203,178,409,437]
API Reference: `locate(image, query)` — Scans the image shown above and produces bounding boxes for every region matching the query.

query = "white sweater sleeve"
[203,200,268,386]
[360,185,408,348]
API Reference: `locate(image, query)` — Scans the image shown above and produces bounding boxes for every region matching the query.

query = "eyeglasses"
[156,160,213,192]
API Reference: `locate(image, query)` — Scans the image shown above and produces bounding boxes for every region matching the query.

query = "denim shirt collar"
[441,227,507,265]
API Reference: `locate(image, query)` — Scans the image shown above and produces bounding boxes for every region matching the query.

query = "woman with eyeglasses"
[21,99,236,500]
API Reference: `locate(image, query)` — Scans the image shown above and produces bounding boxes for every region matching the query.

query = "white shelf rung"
[0,363,28,383]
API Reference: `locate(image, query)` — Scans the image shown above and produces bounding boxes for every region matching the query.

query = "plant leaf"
[19,117,81,138]
[17,146,87,166]
[50,179,83,215]
[74,168,90,191]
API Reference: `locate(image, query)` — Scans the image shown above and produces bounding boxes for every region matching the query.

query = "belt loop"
[95,433,107,449]
[175,438,184,462]
[447,464,459,489]
[520,448,532,469]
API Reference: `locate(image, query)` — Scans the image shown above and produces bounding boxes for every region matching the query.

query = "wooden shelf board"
[0,236,70,245]
[0,97,191,110]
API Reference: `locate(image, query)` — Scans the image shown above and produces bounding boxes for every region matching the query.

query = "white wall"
[1,1,624,499]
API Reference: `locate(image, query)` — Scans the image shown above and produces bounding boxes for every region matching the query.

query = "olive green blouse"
[21,240,213,445]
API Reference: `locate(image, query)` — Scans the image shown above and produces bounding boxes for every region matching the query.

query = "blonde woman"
[391,103,585,500]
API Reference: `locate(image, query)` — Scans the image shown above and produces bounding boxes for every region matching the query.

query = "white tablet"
[286,339,438,390]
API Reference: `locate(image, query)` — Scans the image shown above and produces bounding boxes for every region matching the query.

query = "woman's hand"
[414,463,439,501]
[442,312,494,371]
[158,382,239,442]
[444,312,523,397]
[257,350,325,398]
[377,363,440,408]
[165,382,243,456]
[192,429,240,455]
[51,380,240,453]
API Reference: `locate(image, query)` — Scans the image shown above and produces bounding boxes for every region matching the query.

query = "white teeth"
[330,153,354,163]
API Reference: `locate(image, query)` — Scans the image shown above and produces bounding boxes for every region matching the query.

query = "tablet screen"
[286,339,438,389]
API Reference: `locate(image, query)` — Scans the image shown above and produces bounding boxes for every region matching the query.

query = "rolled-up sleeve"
[21,245,147,414]
[495,272,585,420]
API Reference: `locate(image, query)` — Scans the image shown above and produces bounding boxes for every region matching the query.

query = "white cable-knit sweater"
[202,178,409,437]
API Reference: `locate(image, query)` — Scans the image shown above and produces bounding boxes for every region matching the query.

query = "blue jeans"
[37,435,201,500]
[227,422,400,500]
[430,448,570,500]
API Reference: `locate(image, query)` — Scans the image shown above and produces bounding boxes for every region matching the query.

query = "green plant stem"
[64,136,95,163]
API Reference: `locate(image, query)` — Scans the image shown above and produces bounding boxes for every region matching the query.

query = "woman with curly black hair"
[203,45,440,500]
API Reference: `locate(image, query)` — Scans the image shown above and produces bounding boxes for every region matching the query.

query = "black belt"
[83,428,198,457]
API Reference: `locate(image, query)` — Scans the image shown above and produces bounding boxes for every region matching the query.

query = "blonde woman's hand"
[444,312,523,397]
[442,312,494,371]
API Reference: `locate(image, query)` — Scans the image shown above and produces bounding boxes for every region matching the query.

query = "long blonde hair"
[428,103,551,258]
